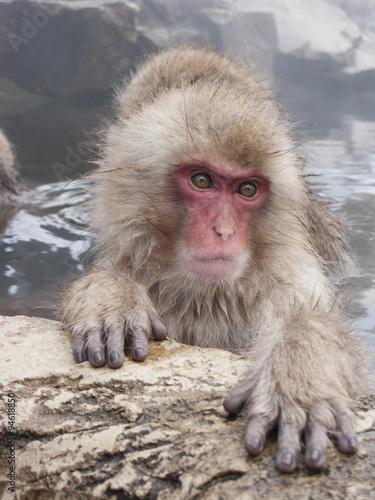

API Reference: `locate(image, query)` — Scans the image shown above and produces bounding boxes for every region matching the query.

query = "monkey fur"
[0,129,26,234]
[61,47,364,473]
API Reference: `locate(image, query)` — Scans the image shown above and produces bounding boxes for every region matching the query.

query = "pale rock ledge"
[0,315,374,499]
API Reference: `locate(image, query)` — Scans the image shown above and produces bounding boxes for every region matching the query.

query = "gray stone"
[0,0,140,97]
[1,0,374,106]
[0,315,374,499]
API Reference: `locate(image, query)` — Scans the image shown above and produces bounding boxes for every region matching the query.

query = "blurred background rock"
[1,0,374,183]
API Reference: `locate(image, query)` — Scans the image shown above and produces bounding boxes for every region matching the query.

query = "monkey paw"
[61,269,168,368]
[224,390,358,473]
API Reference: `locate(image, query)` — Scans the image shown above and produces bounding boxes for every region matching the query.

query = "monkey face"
[175,159,269,280]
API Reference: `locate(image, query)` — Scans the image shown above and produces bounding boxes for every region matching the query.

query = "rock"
[236,0,375,69]
[138,1,278,80]
[1,0,374,186]
[0,0,374,104]
[0,0,140,98]
[1,315,374,499]
[0,0,277,99]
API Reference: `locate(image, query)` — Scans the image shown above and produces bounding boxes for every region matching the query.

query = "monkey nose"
[215,230,233,241]
[213,221,236,241]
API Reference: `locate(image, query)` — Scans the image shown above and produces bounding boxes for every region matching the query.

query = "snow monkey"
[0,129,25,233]
[61,47,363,473]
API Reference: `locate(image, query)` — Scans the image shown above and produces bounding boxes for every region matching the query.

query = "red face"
[175,160,269,280]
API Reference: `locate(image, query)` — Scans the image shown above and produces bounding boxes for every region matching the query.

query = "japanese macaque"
[0,129,15,169]
[61,47,364,473]
[0,129,25,234]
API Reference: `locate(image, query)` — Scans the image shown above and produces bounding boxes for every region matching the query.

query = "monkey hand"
[224,382,358,473]
[223,325,359,473]
[61,268,168,368]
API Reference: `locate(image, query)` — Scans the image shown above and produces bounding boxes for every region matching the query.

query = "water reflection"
[304,117,375,349]
[0,180,93,317]
[0,115,374,350]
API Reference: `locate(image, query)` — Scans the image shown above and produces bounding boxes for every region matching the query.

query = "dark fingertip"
[245,435,263,455]
[109,351,120,364]
[223,395,246,415]
[277,452,296,473]
[133,347,147,361]
[348,436,359,452]
[310,448,321,462]
[91,351,105,367]
[108,351,124,369]
[74,351,84,363]
[223,397,237,415]
[281,452,294,467]
[151,316,168,340]
[305,448,326,470]
[340,435,359,454]
[93,351,103,363]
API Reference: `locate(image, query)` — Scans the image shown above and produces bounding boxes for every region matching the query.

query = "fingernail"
[75,351,83,363]
[282,452,294,467]
[134,347,145,360]
[110,351,120,364]
[93,351,103,363]
[310,448,321,462]
[348,436,358,450]
[250,436,261,452]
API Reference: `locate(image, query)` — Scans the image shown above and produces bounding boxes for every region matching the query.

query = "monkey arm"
[60,267,167,368]
[224,303,361,473]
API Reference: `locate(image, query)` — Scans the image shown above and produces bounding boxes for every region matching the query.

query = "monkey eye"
[191,173,213,189]
[237,181,257,198]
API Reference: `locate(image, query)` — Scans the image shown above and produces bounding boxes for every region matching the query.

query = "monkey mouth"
[192,255,236,263]
[185,253,245,280]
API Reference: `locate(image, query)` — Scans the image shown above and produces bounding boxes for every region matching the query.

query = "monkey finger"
[106,325,126,369]
[244,414,275,455]
[333,402,359,454]
[128,327,149,361]
[72,334,88,363]
[304,420,328,470]
[223,387,253,415]
[276,420,302,473]
[86,328,106,367]
[150,312,168,340]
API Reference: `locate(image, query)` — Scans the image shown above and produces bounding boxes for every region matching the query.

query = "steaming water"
[304,117,375,351]
[0,114,374,351]
[0,180,94,317]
